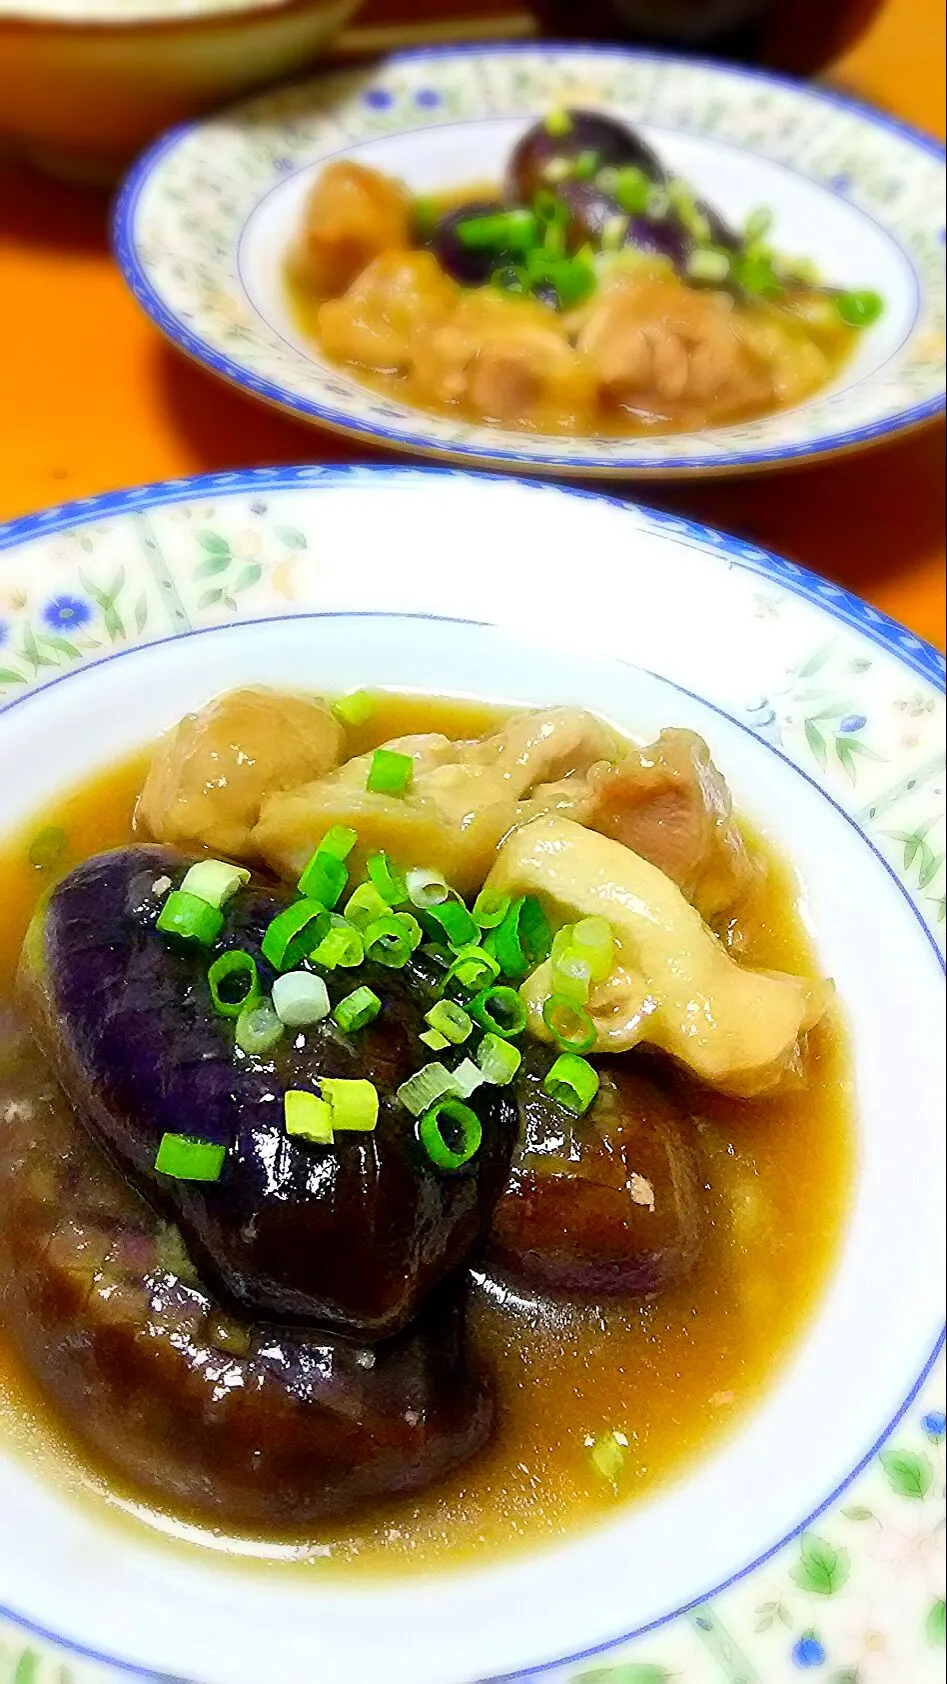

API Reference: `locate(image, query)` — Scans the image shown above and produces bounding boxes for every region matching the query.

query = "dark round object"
[427,199,509,286]
[506,110,666,205]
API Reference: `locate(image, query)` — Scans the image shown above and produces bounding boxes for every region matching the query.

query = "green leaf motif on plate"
[880,1448,934,1500]
[0,668,27,686]
[790,1532,850,1596]
[841,1505,875,1522]
[12,1650,39,1684]
[927,1598,947,1646]
[195,554,233,579]
[274,525,307,550]
[574,1667,671,1684]
[805,719,828,768]
[197,531,231,556]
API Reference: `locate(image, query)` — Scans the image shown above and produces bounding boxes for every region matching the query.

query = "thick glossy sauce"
[0,695,855,1573]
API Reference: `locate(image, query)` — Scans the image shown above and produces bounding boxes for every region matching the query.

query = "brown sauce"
[0,695,855,1573]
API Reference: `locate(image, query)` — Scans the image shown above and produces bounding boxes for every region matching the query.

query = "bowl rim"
[0,0,337,38]
[111,42,947,479]
[0,463,943,1684]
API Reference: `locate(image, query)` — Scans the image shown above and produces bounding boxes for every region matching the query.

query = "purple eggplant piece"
[23,846,517,1339]
[427,199,509,286]
[507,110,666,204]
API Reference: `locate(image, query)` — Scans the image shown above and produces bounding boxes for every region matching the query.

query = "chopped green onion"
[733,250,783,299]
[406,866,450,908]
[551,946,592,1004]
[261,899,328,972]
[334,985,382,1034]
[366,748,413,798]
[544,107,573,137]
[590,1430,628,1484]
[541,221,567,259]
[297,850,348,909]
[235,1000,284,1057]
[835,288,884,327]
[331,690,375,727]
[420,1027,451,1052]
[542,156,573,184]
[667,178,711,243]
[418,1098,482,1172]
[363,912,422,968]
[491,263,531,295]
[543,1052,600,1116]
[284,1090,334,1145]
[686,247,731,284]
[601,212,629,252]
[784,254,822,286]
[744,206,774,243]
[421,899,479,951]
[414,196,439,240]
[311,917,365,970]
[645,186,670,220]
[596,165,621,195]
[443,944,502,995]
[157,890,224,948]
[476,1032,522,1085]
[320,825,358,861]
[469,985,528,1039]
[542,992,596,1053]
[449,1058,484,1098]
[533,188,568,226]
[179,858,249,910]
[571,916,615,983]
[28,826,68,873]
[492,895,551,979]
[425,999,473,1044]
[321,1077,379,1133]
[554,256,597,309]
[272,970,331,1027]
[472,888,511,930]
[155,1133,226,1182]
[574,148,599,180]
[397,1062,457,1118]
[207,950,260,1018]
[615,166,651,215]
[367,851,407,906]
[343,881,391,930]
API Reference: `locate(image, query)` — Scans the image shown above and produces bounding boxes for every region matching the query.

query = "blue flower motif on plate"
[923,1409,946,1440]
[839,714,868,732]
[414,88,442,108]
[364,88,394,110]
[43,595,91,632]
[793,1631,827,1667]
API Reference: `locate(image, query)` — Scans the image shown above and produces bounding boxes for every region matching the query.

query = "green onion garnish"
[425,999,473,1044]
[456,210,537,251]
[492,895,551,979]
[155,1133,227,1182]
[343,881,391,930]
[311,918,365,970]
[554,256,597,309]
[541,220,567,259]
[367,851,407,906]
[271,970,331,1027]
[570,916,615,983]
[533,188,568,227]
[312,823,358,862]
[397,1062,457,1118]
[180,859,250,910]
[418,1098,482,1172]
[476,1032,521,1086]
[667,178,711,243]
[590,1430,628,1484]
[542,156,573,184]
[744,206,774,243]
[422,900,478,952]
[207,950,260,1019]
[321,1077,379,1133]
[156,890,224,948]
[615,166,651,215]
[363,912,422,968]
[601,212,629,252]
[472,888,511,930]
[543,1052,600,1116]
[491,263,530,296]
[334,985,382,1034]
[366,748,413,798]
[449,1058,484,1099]
[235,1000,284,1057]
[414,196,439,240]
[835,288,884,327]
[420,1027,451,1052]
[645,186,670,220]
[469,985,528,1040]
[284,1090,334,1145]
[542,992,596,1053]
[686,247,731,284]
[297,850,348,909]
[574,148,599,180]
[28,825,68,873]
[544,108,573,137]
[733,250,783,299]
[331,690,375,727]
[406,866,451,908]
[595,165,621,195]
[443,944,502,996]
[261,900,328,972]
[550,928,593,1002]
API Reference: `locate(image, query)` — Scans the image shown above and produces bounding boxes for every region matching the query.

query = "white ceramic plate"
[113,45,946,479]
[0,467,944,1684]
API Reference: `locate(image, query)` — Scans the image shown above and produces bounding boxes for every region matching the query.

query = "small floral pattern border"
[113,44,946,476]
[0,465,943,1684]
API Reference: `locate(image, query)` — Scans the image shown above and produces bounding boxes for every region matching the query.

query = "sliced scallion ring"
[367,852,407,906]
[333,986,381,1034]
[543,1052,600,1116]
[542,993,596,1053]
[154,1133,227,1182]
[366,748,413,798]
[321,1077,379,1133]
[471,888,511,930]
[180,859,250,910]
[261,900,329,972]
[331,690,375,727]
[284,1090,334,1145]
[235,1000,284,1058]
[363,912,422,968]
[449,1058,484,1099]
[207,950,260,1019]
[397,1062,457,1118]
[156,889,223,948]
[468,985,528,1040]
[343,882,391,931]
[271,970,331,1028]
[417,1098,482,1172]
[476,1033,521,1086]
[424,999,473,1045]
[406,866,451,908]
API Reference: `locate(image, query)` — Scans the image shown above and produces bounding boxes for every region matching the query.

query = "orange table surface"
[0,0,944,651]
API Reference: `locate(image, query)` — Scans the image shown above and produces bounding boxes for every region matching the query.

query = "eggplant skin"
[22,846,517,1340]
[489,1053,705,1298]
[0,1042,492,1530]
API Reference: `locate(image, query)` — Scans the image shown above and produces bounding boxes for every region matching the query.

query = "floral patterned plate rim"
[0,465,943,1684]
[113,44,946,479]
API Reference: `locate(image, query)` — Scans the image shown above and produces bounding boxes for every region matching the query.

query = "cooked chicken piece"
[318,250,460,372]
[287,161,412,299]
[485,816,830,1095]
[412,291,597,431]
[137,688,344,862]
[575,273,773,418]
[527,728,758,920]
[255,708,617,895]
[735,298,834,407]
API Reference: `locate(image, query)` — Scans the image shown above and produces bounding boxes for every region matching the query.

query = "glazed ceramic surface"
[0,467,943,1683]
